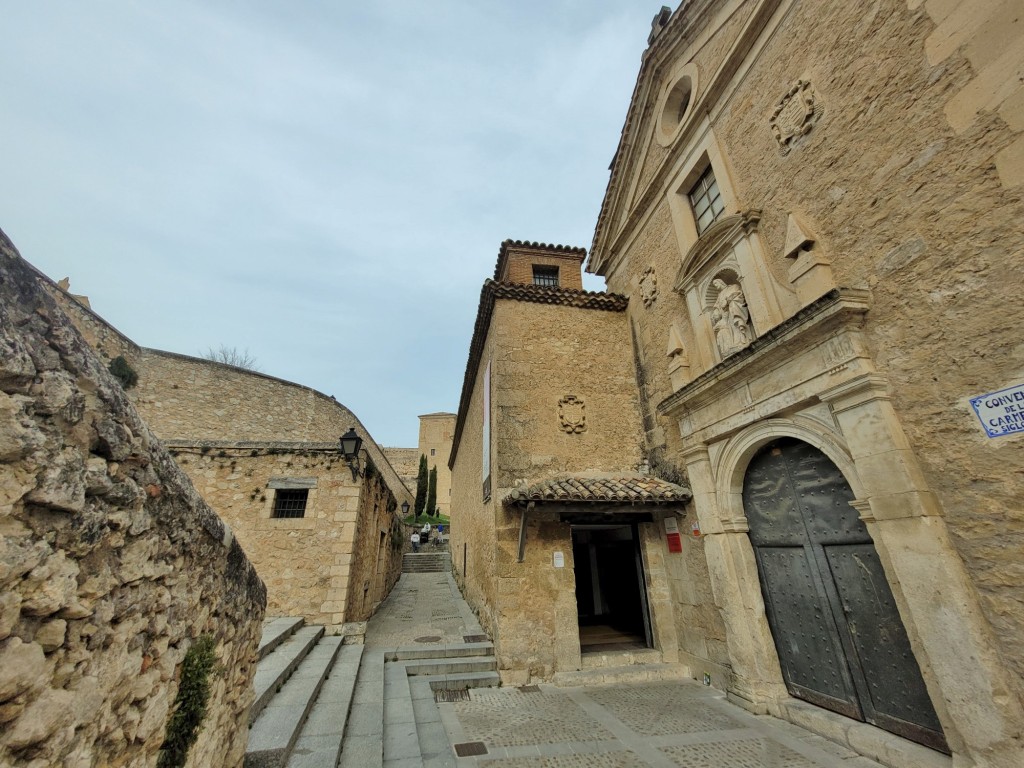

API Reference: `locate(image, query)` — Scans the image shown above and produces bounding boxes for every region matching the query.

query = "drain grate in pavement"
[453,741,488,756]
[463,634,488,643]
[415,635,442,643]
[435,689,472,703]
[519,685,541,692]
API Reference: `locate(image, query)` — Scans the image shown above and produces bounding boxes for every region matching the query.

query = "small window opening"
[532,265,559,287]
[273,489,308,519]
[431,448,436,456]
[688,166,725,235]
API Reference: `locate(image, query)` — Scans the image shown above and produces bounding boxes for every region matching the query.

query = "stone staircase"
[339,637,498,768]
[245,613,497,768]
[402,551,451,573]
[245,618,363,768]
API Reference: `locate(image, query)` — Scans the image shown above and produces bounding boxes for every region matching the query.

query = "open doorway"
[571,523,652,653]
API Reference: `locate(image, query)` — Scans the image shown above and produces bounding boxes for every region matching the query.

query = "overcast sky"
[1,1,661,447]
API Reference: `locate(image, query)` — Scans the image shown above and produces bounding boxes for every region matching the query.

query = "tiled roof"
[449,279,628,470]
[505,474,692,506]
[493,239,587,281]
[489,281,628,311]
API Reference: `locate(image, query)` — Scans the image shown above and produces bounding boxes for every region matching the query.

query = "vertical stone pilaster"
[680,443,787,711]
[822,374,1024,767]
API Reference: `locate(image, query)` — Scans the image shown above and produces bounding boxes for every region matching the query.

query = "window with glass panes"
[688,166,725,235]
[532,265,560,287]
[272,489,308,518]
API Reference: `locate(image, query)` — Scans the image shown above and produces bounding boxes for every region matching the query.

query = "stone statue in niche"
[710,278,751,356]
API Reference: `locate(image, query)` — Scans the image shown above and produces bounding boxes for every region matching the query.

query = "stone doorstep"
[258,617,306,662]
[385,641,494,662]
[245,636,344,768]
[580,647,664,669]
[283,644,364,768]
[251,626,326,722]
[773,698,952,768]
[550,662,690,688]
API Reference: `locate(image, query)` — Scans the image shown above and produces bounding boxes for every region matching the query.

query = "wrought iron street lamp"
[339,427,363,481]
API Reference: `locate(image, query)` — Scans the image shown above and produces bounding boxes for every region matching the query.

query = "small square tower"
[493,240,586,290]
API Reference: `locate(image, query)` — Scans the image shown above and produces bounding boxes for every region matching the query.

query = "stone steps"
[380,642,498,768]
[245,635,342,768]
[258,617,306,662]
[402,552,451,573]
[251,625,325,722]
[284,643,364,768]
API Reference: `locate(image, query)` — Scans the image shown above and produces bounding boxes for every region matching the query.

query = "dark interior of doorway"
[572,524,649,653]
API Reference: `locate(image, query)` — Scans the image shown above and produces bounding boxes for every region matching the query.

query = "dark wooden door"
[743,438,947,752]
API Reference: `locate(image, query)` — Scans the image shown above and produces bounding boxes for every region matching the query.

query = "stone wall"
[35,267,140,366]
[126,349,413,513]
[163,441,401,631]
[449,331,500,643]
[0,234,266,767]
[344,464,404,622]
[382,447,418,493]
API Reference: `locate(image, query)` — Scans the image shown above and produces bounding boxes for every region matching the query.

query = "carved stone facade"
[451,2,1024,768]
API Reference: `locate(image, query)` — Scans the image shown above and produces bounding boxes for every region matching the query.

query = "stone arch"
[713,416,865,526]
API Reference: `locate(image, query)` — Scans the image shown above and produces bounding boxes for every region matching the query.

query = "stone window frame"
[688,165,726,235]
[665,132,786,376]
[271,489,308,519]
[265,477,318,521]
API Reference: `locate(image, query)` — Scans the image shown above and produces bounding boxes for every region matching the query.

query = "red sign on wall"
[664,517,683,553]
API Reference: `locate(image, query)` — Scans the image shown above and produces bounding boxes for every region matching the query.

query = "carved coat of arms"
[770,80,820,155]
[639,266,658,308]
[558,395,587,434]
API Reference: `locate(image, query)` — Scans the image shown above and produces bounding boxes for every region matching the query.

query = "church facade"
[450,2,1024,767]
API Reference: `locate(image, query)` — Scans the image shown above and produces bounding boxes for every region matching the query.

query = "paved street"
[357,570,885,768]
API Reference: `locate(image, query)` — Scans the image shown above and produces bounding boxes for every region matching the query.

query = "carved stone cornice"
[673,209,762,292]
[657,288,871,419]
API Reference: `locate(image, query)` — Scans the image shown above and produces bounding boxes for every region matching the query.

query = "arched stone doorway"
[743,437,947,753]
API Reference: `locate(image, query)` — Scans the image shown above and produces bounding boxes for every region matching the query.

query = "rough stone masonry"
[0,228,266,767]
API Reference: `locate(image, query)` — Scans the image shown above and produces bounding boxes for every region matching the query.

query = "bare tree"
[201,345,261,371]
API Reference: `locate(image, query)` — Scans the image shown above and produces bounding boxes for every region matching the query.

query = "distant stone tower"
[418,412,455,517]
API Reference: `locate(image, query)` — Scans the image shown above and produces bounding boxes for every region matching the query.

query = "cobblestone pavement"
[355,572,888,768]
[437,681,887,768]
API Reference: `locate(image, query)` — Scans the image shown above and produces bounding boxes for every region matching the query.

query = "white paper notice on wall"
[663,517,679,534]
[969,383,1024,438]
[552,551,565,568]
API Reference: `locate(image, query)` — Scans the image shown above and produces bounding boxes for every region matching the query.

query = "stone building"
[450,2,1024,768]
[33,265,413,635]
[418,412,456,517]
[384,412,456,518]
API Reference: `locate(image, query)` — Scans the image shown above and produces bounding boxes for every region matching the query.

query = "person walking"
[411,531,420,552]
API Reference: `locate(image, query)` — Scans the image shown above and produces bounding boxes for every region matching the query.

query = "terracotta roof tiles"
[505,474,691,506]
